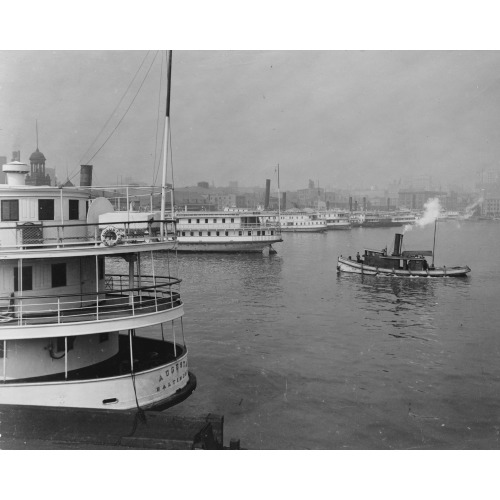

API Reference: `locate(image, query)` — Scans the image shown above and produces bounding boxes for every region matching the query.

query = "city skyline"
[2,51,500,192]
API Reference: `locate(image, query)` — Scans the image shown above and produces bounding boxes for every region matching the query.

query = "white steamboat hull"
[176,239,281,252]
[0,352,193,410]
[280,227,326,233]
[337,257,471,277]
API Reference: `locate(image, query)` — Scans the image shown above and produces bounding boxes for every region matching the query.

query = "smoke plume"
[403,197,442,233]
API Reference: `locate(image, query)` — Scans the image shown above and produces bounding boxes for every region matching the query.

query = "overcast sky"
[1,50,500,192]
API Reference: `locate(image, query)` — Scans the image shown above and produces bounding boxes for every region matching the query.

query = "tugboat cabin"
[362,233,433,271]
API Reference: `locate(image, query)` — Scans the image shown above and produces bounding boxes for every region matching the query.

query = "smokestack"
[387,197,390,211]
[264,179,271,209]
[363,197,366,212]
[392,233,403,256]
[349,197,353,212]
[354,200,358,211]
[282,192,286,210]
[80,165,93,186]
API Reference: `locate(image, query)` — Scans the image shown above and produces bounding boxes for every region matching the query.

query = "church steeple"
[26,119,50,186]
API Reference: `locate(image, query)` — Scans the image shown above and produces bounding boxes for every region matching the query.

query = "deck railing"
[0,274,182,327]
[0,219,177,252]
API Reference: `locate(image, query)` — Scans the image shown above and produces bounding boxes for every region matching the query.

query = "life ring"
[101,226,123,246]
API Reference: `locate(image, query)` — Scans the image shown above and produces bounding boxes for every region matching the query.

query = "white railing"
[0,219,177,252]
[0,274,181,327]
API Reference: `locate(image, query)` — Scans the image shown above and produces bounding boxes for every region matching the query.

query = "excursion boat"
[175,209,282,253]
[271,211,327,232]
[337,232,471,277]
[318,210,351,230]
[0,164,195,410]
[0,51,198,412]
[390,212,419,226]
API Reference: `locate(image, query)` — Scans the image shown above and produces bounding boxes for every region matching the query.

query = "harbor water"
[161,221,500,449]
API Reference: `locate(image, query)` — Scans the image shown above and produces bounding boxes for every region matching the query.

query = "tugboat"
[337,232,471,277]
[0,160,195,410]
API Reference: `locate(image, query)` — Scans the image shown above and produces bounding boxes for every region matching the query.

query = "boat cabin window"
[51,263,67,288]
[69,199,79,220]
[216,231,220,236]
[190,231,194,236]
[14,266,33,291]
[1,199,19,221]
[198,231,202,236]
[225,230,229,236]
[38,199,55,221]
[213,219,217,223]
[181,231,185,236]
[196,219,200,223]
[231,218,234,223]
[188,219,192,223]
[207,231,211,236]
[205,219,208,223]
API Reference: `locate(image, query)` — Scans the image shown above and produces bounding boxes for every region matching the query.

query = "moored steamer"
[175,209,282,253]
[0,161,196,410]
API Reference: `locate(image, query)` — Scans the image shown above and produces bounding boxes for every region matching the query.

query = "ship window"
[99,332,109,343]
[239,231,242,236]
[231,218,234,223]
[69,199,79,220]
[207,231,211,236]
[225,230,229,236]
[216,231,220,236]
[181,231,186,236]
[38,199,55,221]
[190,231,194,236]
[205,219,208,223]
[56,336,75,353]
[196,219,200,223]
[1,199,19,221]
[188,219,191,223]
[0,342,4,358]
[257,231,261,236]
[213,219,217,223]
[222,218,225,223]
[51,263,67,287]
[198,231,202,236]
[248,231,251,236]
[14,266,33,291]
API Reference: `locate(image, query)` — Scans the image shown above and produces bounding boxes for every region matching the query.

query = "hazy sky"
[1,50,500,192]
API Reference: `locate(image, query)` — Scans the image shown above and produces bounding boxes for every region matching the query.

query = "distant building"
[398,190,447,210]
[26,147,51,186]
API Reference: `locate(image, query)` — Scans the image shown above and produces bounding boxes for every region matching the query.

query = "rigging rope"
[68,51,159,182]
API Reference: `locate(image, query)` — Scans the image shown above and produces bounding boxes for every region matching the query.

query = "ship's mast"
[160,50,173,238]
[431,218,437,267]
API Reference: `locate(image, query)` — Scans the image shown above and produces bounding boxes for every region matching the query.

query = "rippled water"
[160,221,500,449]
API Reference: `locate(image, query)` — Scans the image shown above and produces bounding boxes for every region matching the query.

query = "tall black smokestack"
[349,196,352,212]
[354,200,358,211]
[392,233,403,256]
[282,192,286,210]
[363,197,366,212]
[80,165,93,186]
[264,179,271,209]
